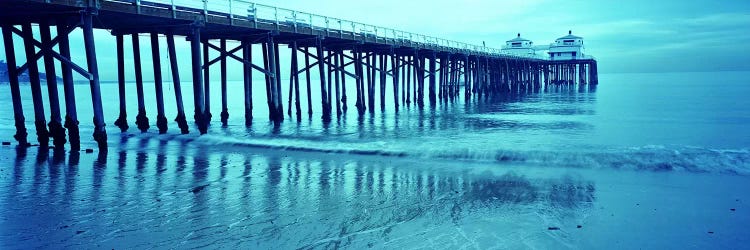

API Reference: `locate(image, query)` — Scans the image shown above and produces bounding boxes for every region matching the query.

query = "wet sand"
[0,134,747,249]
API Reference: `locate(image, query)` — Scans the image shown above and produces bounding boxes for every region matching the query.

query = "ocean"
[0,71,748,248]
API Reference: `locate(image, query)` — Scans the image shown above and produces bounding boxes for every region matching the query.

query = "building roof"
[556,30,583,40]
[507,33,531,42]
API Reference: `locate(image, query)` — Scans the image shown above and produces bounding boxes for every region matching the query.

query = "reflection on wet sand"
[0,137,595,249]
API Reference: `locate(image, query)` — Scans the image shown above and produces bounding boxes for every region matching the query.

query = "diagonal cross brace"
[296,48,359,79]
[203,39,275,77]
[11,24,92,80]
[294,50,335,75]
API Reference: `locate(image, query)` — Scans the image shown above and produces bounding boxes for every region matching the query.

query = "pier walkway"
[0,0,598,150]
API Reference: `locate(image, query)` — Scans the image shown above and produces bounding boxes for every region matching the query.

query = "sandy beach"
[0,132,747,249]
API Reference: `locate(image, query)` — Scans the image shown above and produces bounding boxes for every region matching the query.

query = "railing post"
[135,0,141,14]
[203,0,208,22]
[229,0,234,25]
[325,17,329,37]
[274,7,278,30]
[292,11,297,32]
[171,0,176,18]
[250,3,257,28]
[308,13,313,33]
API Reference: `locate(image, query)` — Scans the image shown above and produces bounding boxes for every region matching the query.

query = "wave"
[188,134,750,175]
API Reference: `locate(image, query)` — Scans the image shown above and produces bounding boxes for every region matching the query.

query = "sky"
[252,0,750,73]
[1,0,749,82]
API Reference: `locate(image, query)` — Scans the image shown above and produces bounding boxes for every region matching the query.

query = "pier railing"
[103,0,548,60]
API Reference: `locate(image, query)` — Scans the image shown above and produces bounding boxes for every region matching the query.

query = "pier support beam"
[82,10,108,150]
[190,25,207,134]
[114,33,129,132]
[316,39,331,120]
[391,53,400,112]
[303,47,313,117]
[40,21,66,148]
[58,21,79,151]
[22,23,49,147]
[132,33,149,132]
[379,54,386,112]
[365,52,374,113]
[166,33,189,134]
[354,50,365,114]
[273,40,284,123]
[291,42,302,120]
[333,50,341,117]
[406,55,412,105]
[242,38,253,125]
[1,25,29,146]
[220,39,229,124]
[428,52,436,105]
[151,32,167,134]
[203,39,212,123]
[340,52,348,113]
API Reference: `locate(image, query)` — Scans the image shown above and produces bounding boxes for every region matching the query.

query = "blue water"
[0,71,749,248]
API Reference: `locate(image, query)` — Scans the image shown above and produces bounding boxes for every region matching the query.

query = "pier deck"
[0,0,598,150]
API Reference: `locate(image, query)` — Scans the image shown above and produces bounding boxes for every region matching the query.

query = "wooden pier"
[0,0,598,151]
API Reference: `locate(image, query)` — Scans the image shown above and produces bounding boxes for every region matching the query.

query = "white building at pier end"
[548,30,586,60]
[501,33,535,55]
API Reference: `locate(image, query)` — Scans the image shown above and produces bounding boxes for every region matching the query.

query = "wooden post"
[22,23,49,147]
[428,52,436,105]
[417,53,426,107]
[203,39,212,123]
[339,52,347,112]
[303,47,313,117]
[114,33,129,132]
[463,55,470,98]
[190,25,207,134]
[242,38,253,125]
[273,40,284,122]
[391,53,400,112]
[327,51,333,114]
[316,39,330,120]
[334,50,342,116]
[354,50,364,114]
[379,53,386,112]
[220,39,229,124]
[406,56,417,106]
[151,32,168,134]
[132,33,149,132]
[1,25,29,146]
[292,43,302,120]
[82,11,108,149]
[57,21,79,150]
[262,42,274,121]
[166,33,189,134]
[40,21,66,148]
[365,52,374,113]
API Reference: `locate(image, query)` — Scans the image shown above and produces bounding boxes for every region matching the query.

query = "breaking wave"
[189,134,750,175]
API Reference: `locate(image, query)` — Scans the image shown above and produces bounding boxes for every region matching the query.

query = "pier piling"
[21,23,49,147]
[0,0,599,146]
[132,33,149,132]
[242,38,253,125]
[82,10,107,150]
[151,32,168,134]
[203,39,212,124]
[166,33,189,134]
[220,39,229,125]
[57,21,79,151]
[190,25,207,134]
[40,21,66,148]
[1,25,29,146]
[114,33,128,132]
